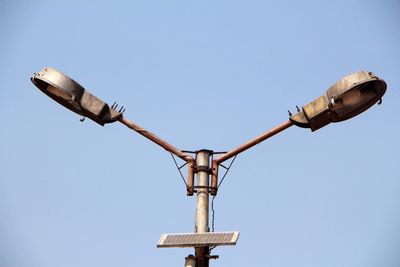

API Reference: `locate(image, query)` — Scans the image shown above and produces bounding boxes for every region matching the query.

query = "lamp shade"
[31,67,122,125]
[290,71,386,131]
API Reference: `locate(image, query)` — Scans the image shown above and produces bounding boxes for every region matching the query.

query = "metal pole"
[195,150,212,267]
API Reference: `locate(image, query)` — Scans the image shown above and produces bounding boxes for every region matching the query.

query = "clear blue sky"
[1,1,399,267]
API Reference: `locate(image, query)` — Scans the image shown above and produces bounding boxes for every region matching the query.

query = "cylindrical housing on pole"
[187,159,195,196]
[185,255,196,267]
[210,160,218,196]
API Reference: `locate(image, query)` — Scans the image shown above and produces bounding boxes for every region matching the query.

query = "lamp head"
[31,67,122,125]
[290,71,386,131]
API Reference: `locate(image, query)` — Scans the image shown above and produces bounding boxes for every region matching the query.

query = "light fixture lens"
[46,84,73,101]
[329,79,384,122]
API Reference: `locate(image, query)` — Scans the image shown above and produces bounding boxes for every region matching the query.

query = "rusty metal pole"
[215,120,293,164]
[195,150,212,267]
[119,117,193,162]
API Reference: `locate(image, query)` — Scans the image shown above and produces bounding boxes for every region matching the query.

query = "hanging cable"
[210,155,237,234]
[171,152,236,237]
[211,195,216,232]
[170,153,188,187]
[209,195,218,253]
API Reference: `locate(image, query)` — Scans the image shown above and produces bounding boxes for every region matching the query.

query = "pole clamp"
[194,165,213,174]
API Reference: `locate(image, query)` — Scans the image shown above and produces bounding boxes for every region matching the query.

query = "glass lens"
[47,84,73,101]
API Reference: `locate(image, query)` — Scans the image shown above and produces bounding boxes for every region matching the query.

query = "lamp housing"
[290,71,386,131]
[31,67,122,125]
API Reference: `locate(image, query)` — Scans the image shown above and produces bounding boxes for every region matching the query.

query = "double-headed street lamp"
[31,67,386,267]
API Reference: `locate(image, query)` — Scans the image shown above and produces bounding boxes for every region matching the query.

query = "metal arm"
[119,116,194,162]
[215,120,293,164]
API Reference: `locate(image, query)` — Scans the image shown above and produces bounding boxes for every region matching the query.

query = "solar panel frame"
[157,231,239,248]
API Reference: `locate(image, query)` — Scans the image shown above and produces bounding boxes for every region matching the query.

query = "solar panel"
[157,231,239,248]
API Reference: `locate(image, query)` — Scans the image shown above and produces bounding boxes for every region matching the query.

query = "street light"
[31,67,123,125]
[31,67,387,267]
[289,71,386,131]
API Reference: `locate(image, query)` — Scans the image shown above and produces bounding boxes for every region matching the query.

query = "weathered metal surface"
[301,95,331,131]
[290,71,387,131]
[210,160,219,196]
[31,67,122,125]
[195,150,212,267]
[187,159,195,196]
[118,117,193,162]
[185,255,196,267]
[215,120,294,164]
[196,150,211,234]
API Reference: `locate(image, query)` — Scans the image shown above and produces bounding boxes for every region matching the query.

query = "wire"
[210,155,237,235]
[217,155,237,188]
[170,153,188,187]
[209,245,217,253]
[211,155,237,234]
[211,195,216,232]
